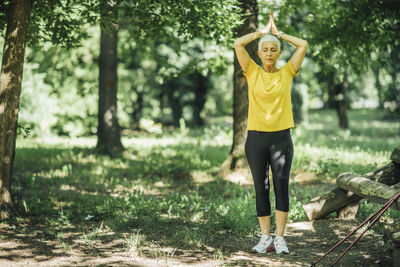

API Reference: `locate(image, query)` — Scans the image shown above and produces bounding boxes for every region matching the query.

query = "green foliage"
[17,27,99,137]
[291,82,308,124]
[27,1,95,47]
[2,0,96,47]
[119,0,242,46]
[271,0,400,75]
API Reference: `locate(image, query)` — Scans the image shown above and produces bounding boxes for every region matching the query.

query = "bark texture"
[336,73,349,129]
[337,200,360,219]
[337,173,400,210]
[391,147,400,165]
[131,85,144,130]
[302,188,362,221]
[0,0,33,219]
[364,162,400,185]
[221,0,258,173]
[192,72,208,127]
[96,19,124,155]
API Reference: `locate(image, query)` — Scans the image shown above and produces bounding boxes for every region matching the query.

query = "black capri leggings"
[245,129,293,217]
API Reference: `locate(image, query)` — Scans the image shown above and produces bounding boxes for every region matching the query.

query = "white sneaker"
[274,236,289,254]
[252,235,274,253]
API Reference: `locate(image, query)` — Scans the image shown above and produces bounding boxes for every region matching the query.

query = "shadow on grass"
[4,125,396,265]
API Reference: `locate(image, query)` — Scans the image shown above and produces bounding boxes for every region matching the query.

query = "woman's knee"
[275,198,289,212]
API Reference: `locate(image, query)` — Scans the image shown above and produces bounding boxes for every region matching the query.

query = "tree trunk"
[131,85,143,130]
[165,78,182,127]
[337,173,400,210]
[0,0,33,220]
[371,64,383,109]
[388,43,400,116]
[324,70,336,109]
[335,73,349,129]
[221,0,258,173]
[192,72,208,127]
[96,11,124,155]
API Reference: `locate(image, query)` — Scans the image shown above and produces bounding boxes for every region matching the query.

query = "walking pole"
[330,191,400,266]
[310,191,400,267]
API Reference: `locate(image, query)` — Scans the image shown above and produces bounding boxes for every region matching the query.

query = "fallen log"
[391,147,400,164]
[364,161,400,185]
[302,188,362,221]
[337,200,360,219]
[337,173,400,210]
[302,147,400,220]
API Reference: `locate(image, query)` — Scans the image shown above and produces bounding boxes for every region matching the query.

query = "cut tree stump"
[337,173,400,210]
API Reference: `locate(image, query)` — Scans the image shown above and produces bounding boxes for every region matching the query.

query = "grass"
[8,108,400,262]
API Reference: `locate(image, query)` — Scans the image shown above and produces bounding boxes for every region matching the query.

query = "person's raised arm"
[234,16,272,73]
[271,13,308,73]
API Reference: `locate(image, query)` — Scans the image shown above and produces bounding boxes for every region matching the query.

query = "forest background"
[0,0,399,266]
[4,0,400,139]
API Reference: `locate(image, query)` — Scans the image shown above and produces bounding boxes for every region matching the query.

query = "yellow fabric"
[244,59,298,132]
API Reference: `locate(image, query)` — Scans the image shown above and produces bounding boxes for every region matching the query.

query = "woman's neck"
[263,64,278,73]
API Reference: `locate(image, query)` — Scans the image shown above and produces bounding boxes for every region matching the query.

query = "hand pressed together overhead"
[260,11,279,36]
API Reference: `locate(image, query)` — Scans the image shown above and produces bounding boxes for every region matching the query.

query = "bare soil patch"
[0,219,392,266]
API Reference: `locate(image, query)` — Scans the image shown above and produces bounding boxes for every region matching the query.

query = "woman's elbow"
[234,39,246,49]
[302,40,308,48]
[234,39,241,48]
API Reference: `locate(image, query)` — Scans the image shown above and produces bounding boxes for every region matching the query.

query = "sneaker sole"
[276,250,289,255]
[252,248,266,253]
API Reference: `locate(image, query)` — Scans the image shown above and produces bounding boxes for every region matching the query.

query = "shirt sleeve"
[243,59,258,79]
[283,59,299,78]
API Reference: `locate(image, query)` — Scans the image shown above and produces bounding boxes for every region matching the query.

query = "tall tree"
[0,0,33,219]
[0,0,99,219]
[96,0,124,155]
[192,71,208,127]
[222,0,258,172]
[385,42,400,117]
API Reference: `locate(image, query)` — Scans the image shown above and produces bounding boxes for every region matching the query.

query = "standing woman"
[234,11,307,254]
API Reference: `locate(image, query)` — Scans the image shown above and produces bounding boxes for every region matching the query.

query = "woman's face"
[257,42,281,67]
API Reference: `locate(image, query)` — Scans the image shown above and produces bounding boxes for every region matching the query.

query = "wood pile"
[302,147,400,263]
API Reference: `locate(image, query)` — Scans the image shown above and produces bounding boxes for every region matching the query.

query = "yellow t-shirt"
[244,59,298,132]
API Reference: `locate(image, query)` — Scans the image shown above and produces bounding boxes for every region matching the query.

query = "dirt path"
[0,219,392,266]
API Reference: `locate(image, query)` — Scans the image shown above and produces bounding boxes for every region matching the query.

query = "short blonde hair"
[258,35,281,52]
